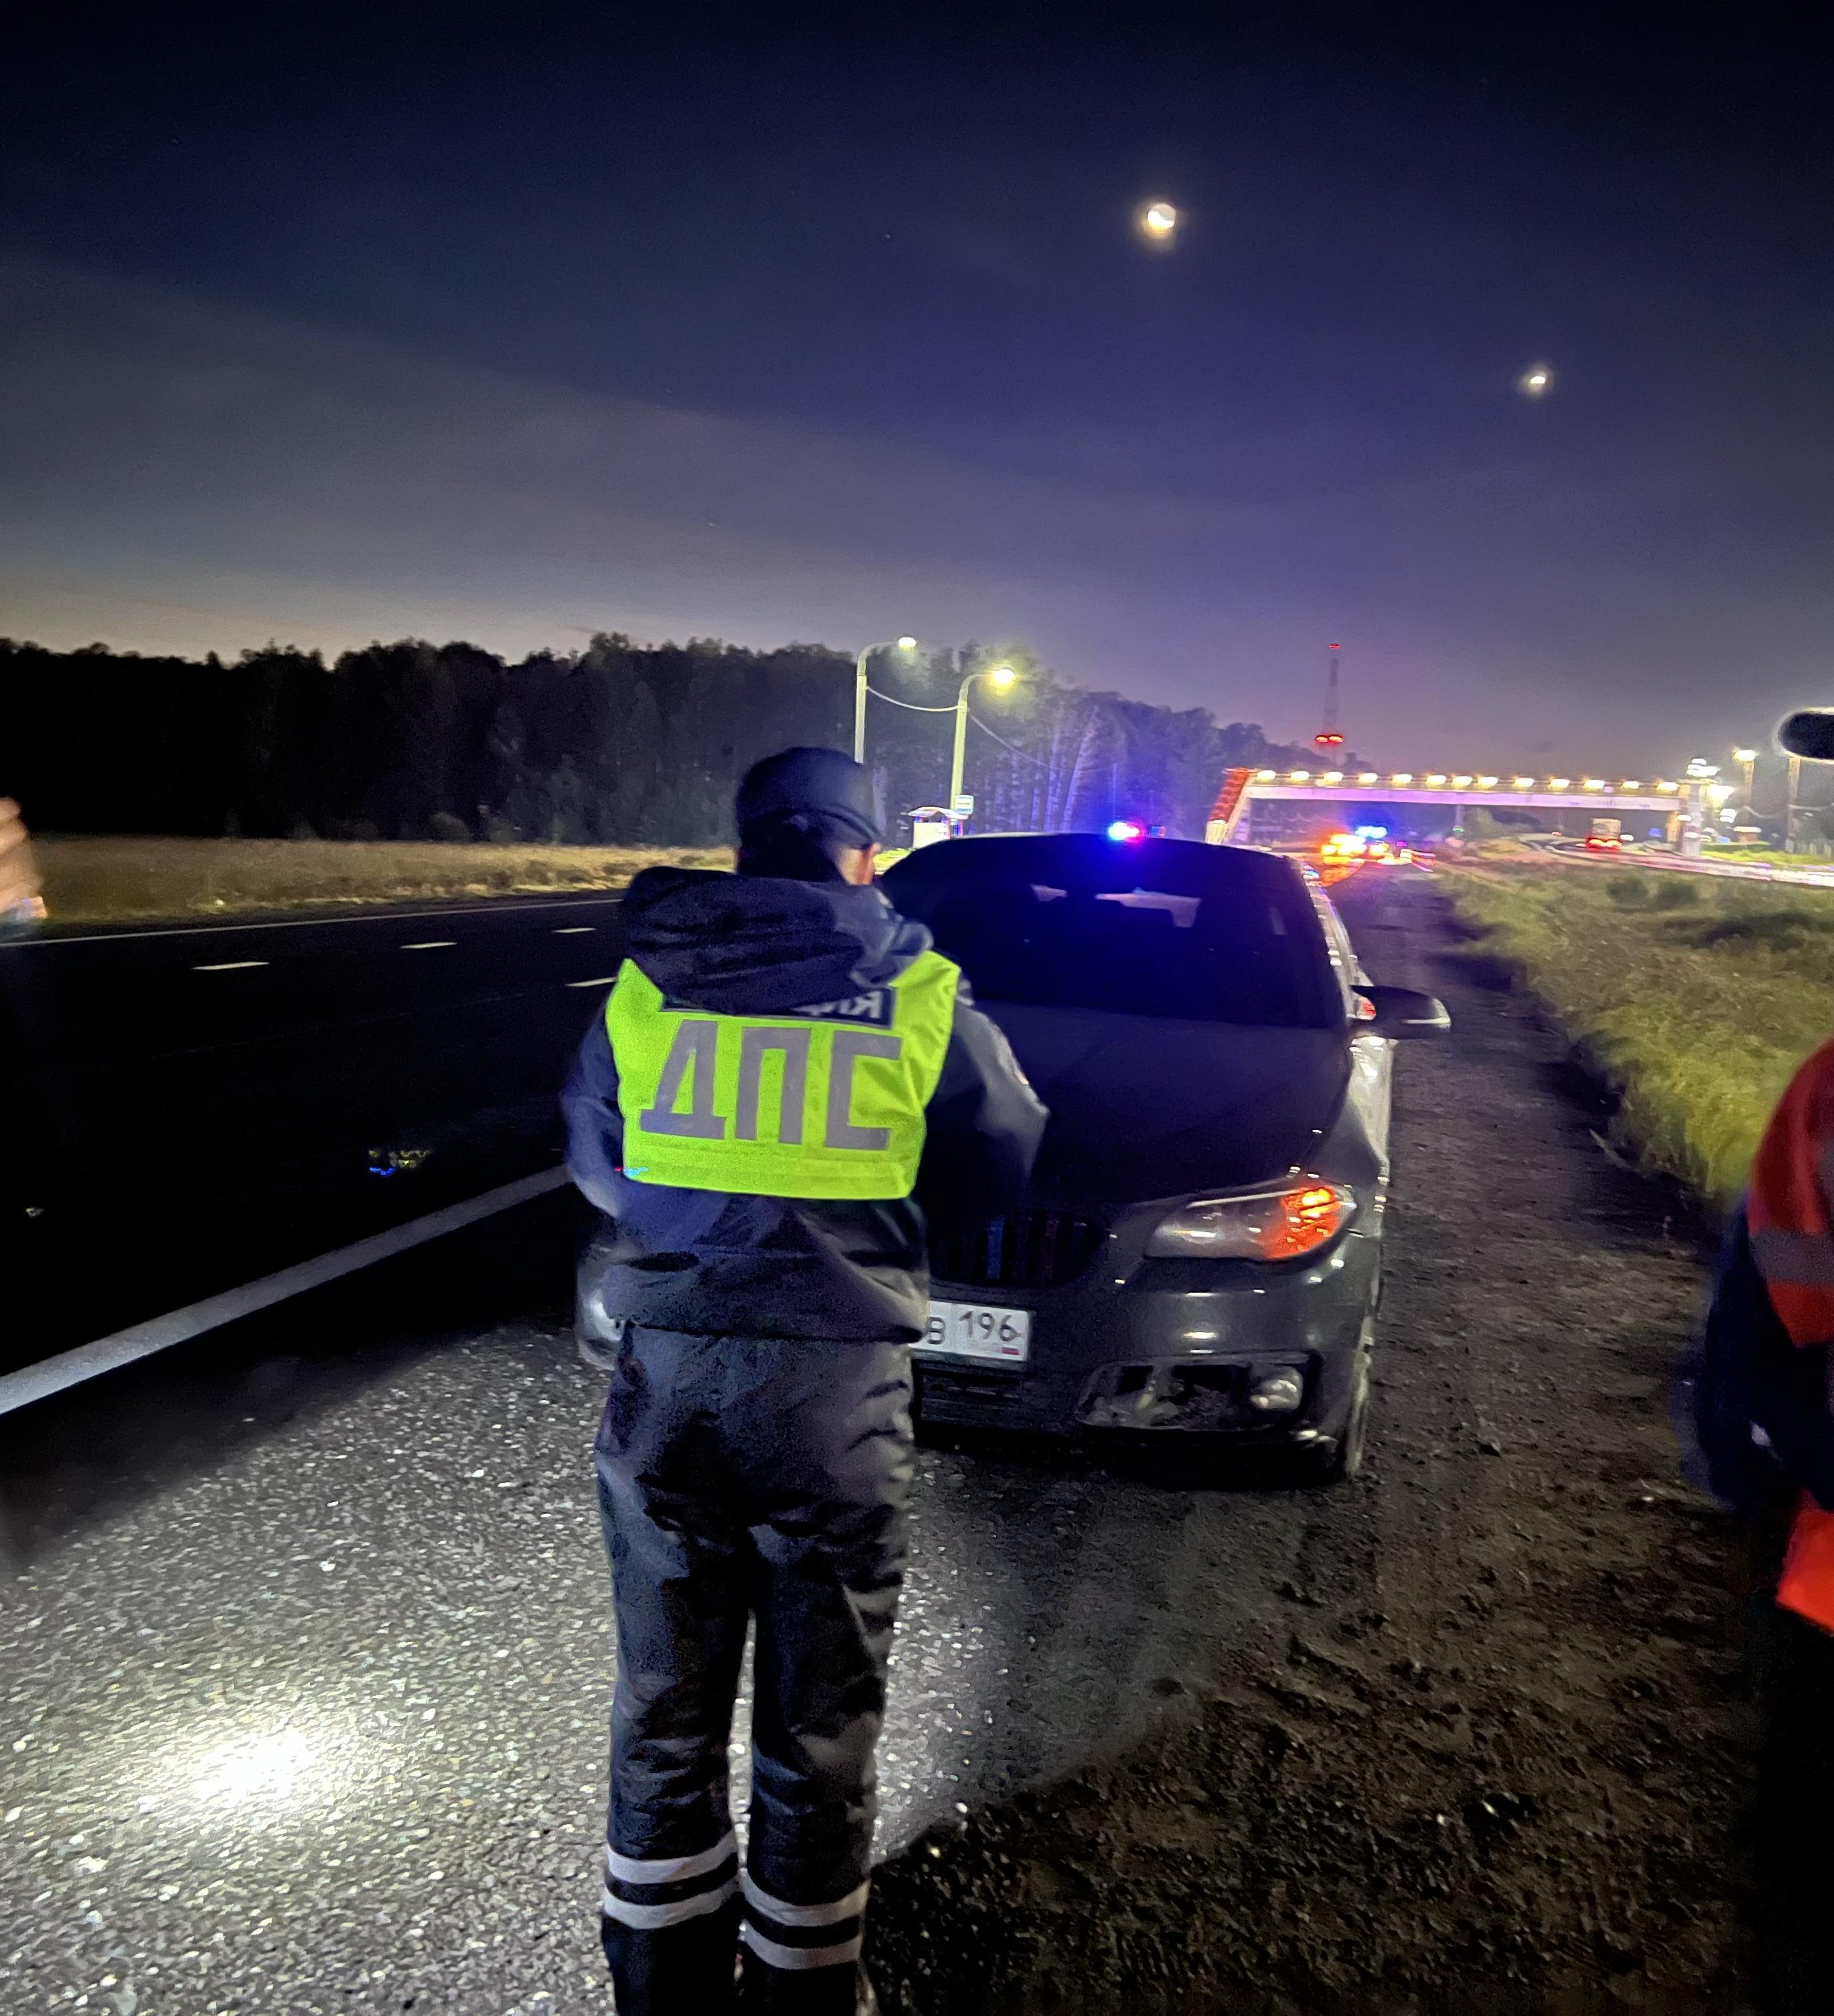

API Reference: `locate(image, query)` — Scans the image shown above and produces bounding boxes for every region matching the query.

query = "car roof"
[883,831,1308,898]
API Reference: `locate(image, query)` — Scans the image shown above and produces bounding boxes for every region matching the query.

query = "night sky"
[2,5,1829,771]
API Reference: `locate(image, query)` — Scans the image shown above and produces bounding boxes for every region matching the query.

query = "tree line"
[0,633,1321,846]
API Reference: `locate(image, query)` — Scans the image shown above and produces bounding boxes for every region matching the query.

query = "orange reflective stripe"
[1746,1042,1834,1631]
[1750,1037,1834,1345]
[1777,1497,1834,1636]
[1765,1282,1834,1347]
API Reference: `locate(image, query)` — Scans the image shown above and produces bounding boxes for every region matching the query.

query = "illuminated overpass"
[1205,767,1704,845]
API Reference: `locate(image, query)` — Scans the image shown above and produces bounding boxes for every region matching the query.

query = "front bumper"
[914,1225,1379,1447]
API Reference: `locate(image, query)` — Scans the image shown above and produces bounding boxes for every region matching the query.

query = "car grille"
[929,1210,1105,1291]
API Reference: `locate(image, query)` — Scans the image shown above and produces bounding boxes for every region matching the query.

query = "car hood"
[978,1003,1351,1208]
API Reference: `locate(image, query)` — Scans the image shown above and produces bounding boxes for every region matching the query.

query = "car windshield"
[885,835,1339,1028]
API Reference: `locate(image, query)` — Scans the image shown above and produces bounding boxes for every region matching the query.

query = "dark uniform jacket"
[1683,1204,1834,1515]
[564,865,1046,1345]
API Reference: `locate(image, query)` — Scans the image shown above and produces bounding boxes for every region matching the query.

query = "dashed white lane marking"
[553,925,597,934]
[566,976,619,989]
[193,960,269,971]
[401,941,457,950]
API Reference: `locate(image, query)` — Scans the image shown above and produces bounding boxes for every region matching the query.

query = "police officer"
[564,747,1045,2014]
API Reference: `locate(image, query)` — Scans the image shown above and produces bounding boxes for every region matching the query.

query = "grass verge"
[35,836,731,926]
[1436,857,1834,1205]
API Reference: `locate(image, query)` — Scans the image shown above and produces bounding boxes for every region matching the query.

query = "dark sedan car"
[883,832,1448,1477]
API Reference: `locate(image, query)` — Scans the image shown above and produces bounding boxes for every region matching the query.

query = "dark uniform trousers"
[593,1326,913,2013]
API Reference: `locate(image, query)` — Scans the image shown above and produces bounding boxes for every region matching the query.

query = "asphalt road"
[3,893,630,1366]
[0,868,1773,2014]
[1527,834,1834,889]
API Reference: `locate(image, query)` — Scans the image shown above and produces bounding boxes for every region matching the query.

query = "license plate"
[921,1301,1032,1364]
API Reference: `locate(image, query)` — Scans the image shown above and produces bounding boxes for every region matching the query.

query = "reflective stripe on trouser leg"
[739,1871,869,1970]
[601,1896,742,2016]
[601,1831,741,1929]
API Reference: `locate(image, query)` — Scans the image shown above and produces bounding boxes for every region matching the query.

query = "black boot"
[741,1953,875,2013]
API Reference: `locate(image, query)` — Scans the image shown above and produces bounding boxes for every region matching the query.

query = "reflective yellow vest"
[604,950,960,1200]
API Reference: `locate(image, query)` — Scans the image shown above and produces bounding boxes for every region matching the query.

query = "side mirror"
[1353,985,1451,1040]
[1779,711,1834,761]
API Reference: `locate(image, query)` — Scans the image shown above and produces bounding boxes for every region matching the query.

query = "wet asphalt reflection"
[1,1316,1309,2013]
[1,871,1437,2011]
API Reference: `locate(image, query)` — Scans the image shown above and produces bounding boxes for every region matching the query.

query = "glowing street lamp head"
[1139,200,1178,241]
[985,663,1017,690]
[896,635,917,652]
[1517,362,1555,398]
[1733,747,1758,764]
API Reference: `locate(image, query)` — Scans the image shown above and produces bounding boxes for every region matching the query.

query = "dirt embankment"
[868,873,1781,2015]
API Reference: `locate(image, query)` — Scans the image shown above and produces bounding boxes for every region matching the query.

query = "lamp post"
[948,663,1017,829]
[1683,757,1720,858]
[853,636,919,764]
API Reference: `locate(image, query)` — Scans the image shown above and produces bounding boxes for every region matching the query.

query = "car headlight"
[1147,1181,1356,1261]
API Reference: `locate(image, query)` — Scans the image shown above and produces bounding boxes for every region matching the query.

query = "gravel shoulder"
[868,869,1759,2014]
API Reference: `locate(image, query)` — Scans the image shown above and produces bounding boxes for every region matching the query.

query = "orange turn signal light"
[1147,1181,1356,1262]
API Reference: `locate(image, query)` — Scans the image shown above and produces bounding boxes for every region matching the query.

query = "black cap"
[734,747,883,847]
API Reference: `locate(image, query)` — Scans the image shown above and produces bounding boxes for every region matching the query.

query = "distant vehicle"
[1585,817,1623,853]
[1319,825,1413,868]
[882,833,1450,1478]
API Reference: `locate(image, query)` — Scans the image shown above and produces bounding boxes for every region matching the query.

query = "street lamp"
[853,636,919,763]
[1137,199,1178,243]
[949,663,1017,828]
[1733,746,1758,807]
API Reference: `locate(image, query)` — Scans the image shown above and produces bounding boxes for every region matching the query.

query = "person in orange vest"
[1687,1040,1834,1612]
[1682,1037,1834,2014]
